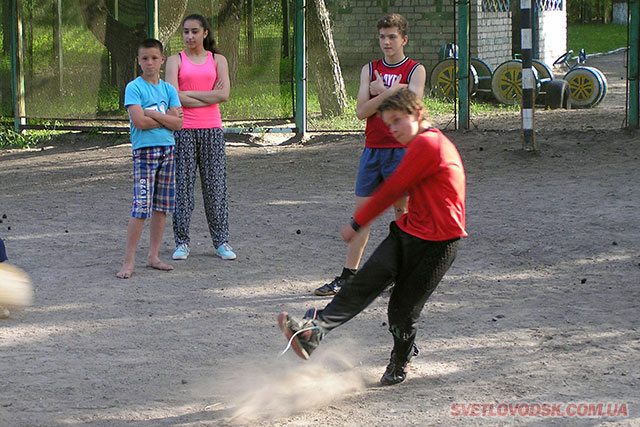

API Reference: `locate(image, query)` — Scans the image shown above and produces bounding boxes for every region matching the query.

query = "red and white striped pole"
[520,0,536,150]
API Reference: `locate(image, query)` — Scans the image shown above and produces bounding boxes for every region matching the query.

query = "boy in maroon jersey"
[279,89,466,386]
[314,13,426,296]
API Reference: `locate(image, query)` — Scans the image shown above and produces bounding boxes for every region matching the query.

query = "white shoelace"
[279,326,321,357]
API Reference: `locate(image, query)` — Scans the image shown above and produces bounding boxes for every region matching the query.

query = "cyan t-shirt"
[124,77,181,150]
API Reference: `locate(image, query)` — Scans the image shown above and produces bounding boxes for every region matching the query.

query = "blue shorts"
[355,147,406,197]
[131,146,175,219]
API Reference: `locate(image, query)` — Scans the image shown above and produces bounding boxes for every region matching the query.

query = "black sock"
[341,267,356,279]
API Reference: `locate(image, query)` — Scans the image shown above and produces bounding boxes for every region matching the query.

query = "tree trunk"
[1,0,12,105]
[307,0,347,117]
[78,0,187,104]
[218,0,243,84]
[79,0,141,101]
[2,0,10,55]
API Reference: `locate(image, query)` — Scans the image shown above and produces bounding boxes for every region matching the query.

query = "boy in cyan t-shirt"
[117,39,183,279]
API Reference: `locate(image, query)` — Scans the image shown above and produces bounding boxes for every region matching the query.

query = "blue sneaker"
[216,243,236,260]
[172,244,190,260]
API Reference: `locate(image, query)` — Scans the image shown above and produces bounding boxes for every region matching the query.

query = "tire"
[563,66,605,108]
[591,68,608,106]
[543,79,570,109]
[532,59,554,82]
[491,59,539,105]
[471,57,493,100]
[429,58,479,99]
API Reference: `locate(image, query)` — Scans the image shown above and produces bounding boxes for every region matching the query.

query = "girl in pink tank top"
[165,14,236,261]
[178,50,223,129]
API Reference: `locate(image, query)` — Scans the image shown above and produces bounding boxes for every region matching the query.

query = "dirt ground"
[1,51,639,426]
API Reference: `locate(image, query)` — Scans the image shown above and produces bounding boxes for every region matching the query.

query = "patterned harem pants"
[172,127,229,248]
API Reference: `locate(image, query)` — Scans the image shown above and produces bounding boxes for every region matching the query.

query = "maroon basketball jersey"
[365,57,421,148]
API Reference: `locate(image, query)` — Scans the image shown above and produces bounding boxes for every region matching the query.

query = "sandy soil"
[1,51,639,426]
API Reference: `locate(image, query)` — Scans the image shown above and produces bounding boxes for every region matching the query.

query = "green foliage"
[567,0,613,24]
[0,127,56,149]
[567,23,627,55]
[308,97,362,131]
[97,84,122,114]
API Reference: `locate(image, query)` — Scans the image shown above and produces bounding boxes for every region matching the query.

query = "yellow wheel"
[429,58,478,99]
[491,59,530,105]
[563,66,606,108]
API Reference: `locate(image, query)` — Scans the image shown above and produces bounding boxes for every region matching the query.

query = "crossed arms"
[127,105,184,131]
[355,64,426,120]
[164,53,230,108]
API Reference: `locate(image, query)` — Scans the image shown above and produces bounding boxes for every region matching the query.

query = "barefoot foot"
[147,258,173,271]
[116,265,134,279]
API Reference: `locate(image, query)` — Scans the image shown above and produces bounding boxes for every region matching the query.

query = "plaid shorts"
[131,146,175,219]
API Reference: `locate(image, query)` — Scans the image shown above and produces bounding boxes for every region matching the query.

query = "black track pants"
[316,222,459,362]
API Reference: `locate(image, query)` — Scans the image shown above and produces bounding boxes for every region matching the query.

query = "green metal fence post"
[294,0,306,137]
[147,0,158,39]
[457,0,470,129]
[629,0,639,128]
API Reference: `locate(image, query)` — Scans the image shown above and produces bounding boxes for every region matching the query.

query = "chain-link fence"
[0,0,294,129]
[0,1,630,134]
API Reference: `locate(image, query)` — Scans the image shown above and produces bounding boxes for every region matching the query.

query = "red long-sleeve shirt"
[354,128,467,241]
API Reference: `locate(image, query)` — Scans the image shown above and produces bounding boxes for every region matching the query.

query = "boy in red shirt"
[278,89,466,385]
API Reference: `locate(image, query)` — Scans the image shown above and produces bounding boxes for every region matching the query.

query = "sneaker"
[0,306,9,319]
[314,277,345,296]
[380,344,420,386]
[277,311,323,360]
[172,244,190,260]
[216,243,236,260]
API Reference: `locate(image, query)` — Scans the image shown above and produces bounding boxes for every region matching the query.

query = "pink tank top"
[178,50,223,129]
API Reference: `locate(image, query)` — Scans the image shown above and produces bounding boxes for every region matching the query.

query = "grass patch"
[225,82,293,120]
[567,23,627,56]
[0,127,59,149]
[306,93,518,131]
